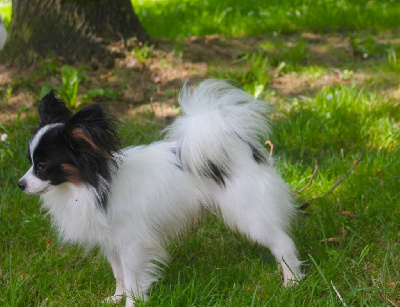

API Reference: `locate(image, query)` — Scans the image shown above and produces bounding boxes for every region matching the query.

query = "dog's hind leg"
[215,169,303,285]
[225,216,302,285]
[261,229,303,286]
[229,217,302,285]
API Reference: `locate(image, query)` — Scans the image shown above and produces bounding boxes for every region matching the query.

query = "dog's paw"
[102,294,124,304]
[283,271,304,287]
[278,263,304,287]
[283,278,301,287]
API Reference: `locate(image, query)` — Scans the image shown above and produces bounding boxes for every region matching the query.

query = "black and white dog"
[18,80,302,306]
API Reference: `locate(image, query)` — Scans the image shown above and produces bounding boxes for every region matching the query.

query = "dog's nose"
[18,179,26,191]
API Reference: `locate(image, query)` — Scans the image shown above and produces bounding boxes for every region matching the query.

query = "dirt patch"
[270,71,370,97]
[0,33,397,123]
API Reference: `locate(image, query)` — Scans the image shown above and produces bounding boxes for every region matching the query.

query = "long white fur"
[38,80,302,306]
[164,80,270,178]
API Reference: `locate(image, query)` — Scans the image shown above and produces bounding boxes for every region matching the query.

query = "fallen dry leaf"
[320,237,340,243]
[341,211,355,216]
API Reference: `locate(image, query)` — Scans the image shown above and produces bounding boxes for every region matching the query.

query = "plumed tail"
[165,79,271,185]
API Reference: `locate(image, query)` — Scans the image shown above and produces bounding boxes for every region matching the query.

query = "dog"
[18,80,302,306]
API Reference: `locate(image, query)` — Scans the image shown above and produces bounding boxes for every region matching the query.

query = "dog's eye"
[38,162,46,169]
[35,162,48,175]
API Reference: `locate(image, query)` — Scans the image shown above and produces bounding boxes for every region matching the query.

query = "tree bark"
[0,0,149,65]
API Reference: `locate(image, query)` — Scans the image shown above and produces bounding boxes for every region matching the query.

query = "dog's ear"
[66,104,121,156]
[39,91,72,126]
[65,104,121,212]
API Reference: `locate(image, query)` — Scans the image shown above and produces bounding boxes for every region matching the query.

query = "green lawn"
[132,0,400,38]
[1,0,400,306]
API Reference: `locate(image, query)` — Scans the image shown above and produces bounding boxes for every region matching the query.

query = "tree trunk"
[0,0,149,65]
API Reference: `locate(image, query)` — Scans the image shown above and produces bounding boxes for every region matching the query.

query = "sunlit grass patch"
[2,1,400,39]
[132,0,400,38]
[273,85,399,158]
[0,0,11,30]
[294,65,330,80]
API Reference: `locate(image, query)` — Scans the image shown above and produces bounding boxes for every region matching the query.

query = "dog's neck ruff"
[40,181,108,247]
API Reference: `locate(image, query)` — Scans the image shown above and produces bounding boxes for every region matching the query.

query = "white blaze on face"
[28,123,63,160]
[19,123,64,195]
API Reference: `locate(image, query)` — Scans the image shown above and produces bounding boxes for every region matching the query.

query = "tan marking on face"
[62,163,81,185]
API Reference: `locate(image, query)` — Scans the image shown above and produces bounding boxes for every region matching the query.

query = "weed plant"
[40,65,118,109]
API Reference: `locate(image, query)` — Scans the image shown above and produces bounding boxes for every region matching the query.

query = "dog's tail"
[165,79,270,185]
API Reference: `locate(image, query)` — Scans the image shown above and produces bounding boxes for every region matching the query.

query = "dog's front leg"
[103,248,125,304]
[120,243,166,307]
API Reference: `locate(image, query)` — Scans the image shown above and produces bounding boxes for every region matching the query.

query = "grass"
[1,0,400,306]
[2,1,400,37]
[131,0,400,38]
[0,0,11,31]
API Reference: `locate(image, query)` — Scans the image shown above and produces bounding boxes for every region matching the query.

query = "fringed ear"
[65,104,121,213]
[39,91,72,126]
[67,104,121,158]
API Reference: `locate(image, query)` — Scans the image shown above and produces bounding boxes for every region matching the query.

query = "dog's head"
[18,91,120,210]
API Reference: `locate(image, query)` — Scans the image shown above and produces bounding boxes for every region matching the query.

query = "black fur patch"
[248,143,268,164]
[169,148,183,170]
[202,160,228,186]
[39,91,73,126]
[170,148,228,186]
[234,133,268,165]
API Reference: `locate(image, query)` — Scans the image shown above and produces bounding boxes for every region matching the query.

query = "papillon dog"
[18,80,302,306]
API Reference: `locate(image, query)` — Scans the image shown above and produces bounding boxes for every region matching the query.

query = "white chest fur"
[41,183,108,248]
